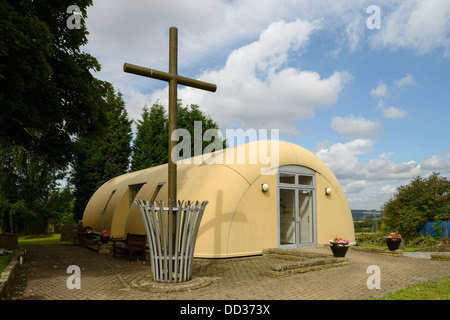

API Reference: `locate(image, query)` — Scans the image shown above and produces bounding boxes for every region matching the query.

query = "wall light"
[325,187,332,195]
[261,183,269,192]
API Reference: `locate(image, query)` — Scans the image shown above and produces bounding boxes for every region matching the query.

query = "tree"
[176,103,227,158]
[382,172,450,239]
[0,143,66,233]
[71,84,133,220]
[131,102,168,171]
[0,0,107,166]
[46,186,75,225]
[131,100,226,171]
[0,1,130,231]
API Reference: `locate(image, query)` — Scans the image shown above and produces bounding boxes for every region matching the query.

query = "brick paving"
[7,244,450,301]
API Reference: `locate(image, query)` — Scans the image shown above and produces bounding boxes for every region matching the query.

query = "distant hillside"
[351,210,383,221]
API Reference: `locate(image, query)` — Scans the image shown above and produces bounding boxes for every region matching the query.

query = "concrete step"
[262,248,348,277]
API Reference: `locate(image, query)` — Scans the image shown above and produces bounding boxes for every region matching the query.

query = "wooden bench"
[73,231,86,246]
[73,227,99,246]
[112,233,147,261]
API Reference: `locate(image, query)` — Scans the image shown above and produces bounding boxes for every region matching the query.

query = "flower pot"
[330,243,349,257]
[100,236,110,244]
[85,233,95,240]
[385,238,401,251]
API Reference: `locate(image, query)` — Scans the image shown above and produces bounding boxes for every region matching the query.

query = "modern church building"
[82,140,355,258]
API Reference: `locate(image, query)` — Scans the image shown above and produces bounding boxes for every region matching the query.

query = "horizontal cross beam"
[123,63,217,93]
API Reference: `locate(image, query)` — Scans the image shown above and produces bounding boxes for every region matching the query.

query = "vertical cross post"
[168,27,178,205]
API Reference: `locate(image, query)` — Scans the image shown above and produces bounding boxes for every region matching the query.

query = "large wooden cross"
[124,27,217,204]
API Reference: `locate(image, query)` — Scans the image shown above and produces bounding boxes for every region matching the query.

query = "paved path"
[7,244,450,301]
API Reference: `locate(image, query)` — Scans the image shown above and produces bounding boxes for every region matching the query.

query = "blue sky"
[83,0,450,210]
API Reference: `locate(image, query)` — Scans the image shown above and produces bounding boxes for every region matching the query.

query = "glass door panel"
[279,189,296,245]
[298,190,313,243]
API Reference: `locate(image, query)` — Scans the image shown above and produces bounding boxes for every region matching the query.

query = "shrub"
[355,232,385,246]
[407,235,438,247]
[382,172,449,240]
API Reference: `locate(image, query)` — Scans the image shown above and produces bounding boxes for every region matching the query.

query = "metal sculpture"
[136,200,208,282]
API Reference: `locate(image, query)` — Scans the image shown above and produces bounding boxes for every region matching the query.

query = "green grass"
[358,242,422,252]
[0,252,12,277]
[18,234,72,246]
[377,276,450,300]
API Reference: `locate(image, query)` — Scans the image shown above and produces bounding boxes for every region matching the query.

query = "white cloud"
[343,180,367,194]
[315,139,421,180]
[83,0,396,131]
[84,0,332,88]
[370,0,450,56]
[343,151,450,209]
[372,75,413,119]
[149,19,349,136]
[312,140,330,154]
[122,89,154,131]
[316,138,424,209]
[381,106,408,119]
[347,183,398,210]
[394,73,415,87]
[379,184,397,195]
[422,152,450,174]
[83,0,450,101]
[315,138,375,179]
[82,1,447,134]
[371,82,388,98]
[344,15,364,53]
[331,115,381,138]
[366,158,421,180]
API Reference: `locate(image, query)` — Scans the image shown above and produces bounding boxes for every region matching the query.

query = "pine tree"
[131,100,225,171]
[71,84,132,220]
[131,102,168,171]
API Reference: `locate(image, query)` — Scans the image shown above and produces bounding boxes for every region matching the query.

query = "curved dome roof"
[82,140,354,258]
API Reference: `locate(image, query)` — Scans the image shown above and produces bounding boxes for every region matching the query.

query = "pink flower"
[330,235,349,244]
[385,232,402,238]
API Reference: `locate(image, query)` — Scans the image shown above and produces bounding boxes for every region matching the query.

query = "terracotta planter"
[330,243,349,257]
[385,238,401,251]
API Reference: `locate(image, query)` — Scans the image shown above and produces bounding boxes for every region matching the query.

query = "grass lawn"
[0,252,12,277]
[18,234,72,246]
[377,276,450,300]
[358,242,423,252]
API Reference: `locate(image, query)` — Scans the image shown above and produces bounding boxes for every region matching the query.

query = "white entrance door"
[279,188,296,245]
[278,166,316,248]
[298,189,313,244]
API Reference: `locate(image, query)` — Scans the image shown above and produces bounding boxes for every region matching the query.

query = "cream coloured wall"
[227,172,278,257]
[315,173,355,245]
